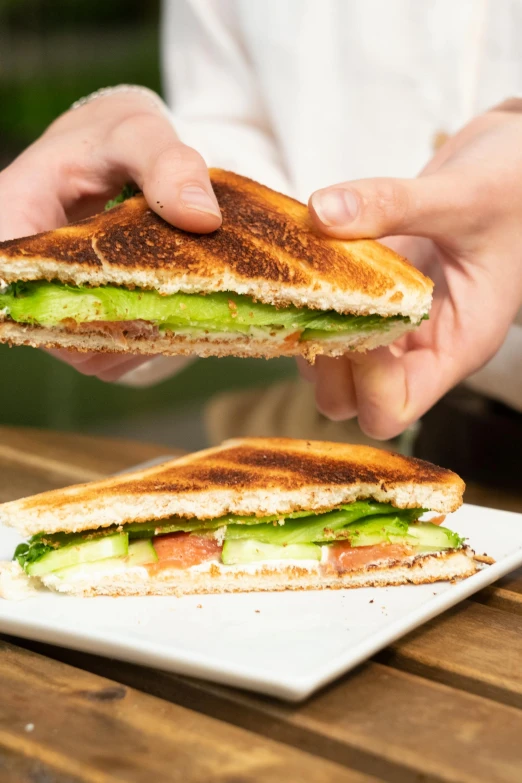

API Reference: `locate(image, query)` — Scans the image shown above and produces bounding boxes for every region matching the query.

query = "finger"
[94,356,149,383]
[46,349,101,367]
[106,112,222,233]
[47,349,126,369]
[349,346,467,440]
[73,356,147,382]
[314,355,357,421]
[0,162,66,240]
[47,348,191,385]
[1,96,222,240]
[308,174,473,241]
[47,349,147,381]
[116,355,194,387]
[296,356,317,383]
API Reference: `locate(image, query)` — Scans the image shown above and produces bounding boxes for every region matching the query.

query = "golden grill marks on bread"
[0,438,465,538]
[0,169,433,319]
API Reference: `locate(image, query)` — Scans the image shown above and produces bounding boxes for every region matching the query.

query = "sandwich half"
[0,438,487,598]
[0,170,433,361]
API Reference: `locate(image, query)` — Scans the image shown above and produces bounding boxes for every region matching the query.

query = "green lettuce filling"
[14,539,53,571]
[0,281,411,339]
[104,183,139,211]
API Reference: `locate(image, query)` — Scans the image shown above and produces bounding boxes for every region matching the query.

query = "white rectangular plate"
[1,500,521,701]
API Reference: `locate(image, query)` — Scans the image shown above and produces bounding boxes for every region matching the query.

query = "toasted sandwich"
[0,438,488,599]
[0,170,433,361]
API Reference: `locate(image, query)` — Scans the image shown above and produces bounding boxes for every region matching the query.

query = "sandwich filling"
[0,282,419,343]
[13,500,465,583]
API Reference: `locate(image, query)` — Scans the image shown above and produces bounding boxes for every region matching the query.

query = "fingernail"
[117,356,194,387]
[311,189,359,226]
[180,185,220,217]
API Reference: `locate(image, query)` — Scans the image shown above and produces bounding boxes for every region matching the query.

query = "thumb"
[308,174,468,241]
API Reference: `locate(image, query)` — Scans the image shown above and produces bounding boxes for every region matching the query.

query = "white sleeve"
[161,0,291,195]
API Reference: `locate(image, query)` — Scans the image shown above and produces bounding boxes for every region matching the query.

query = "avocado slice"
[0,280,410,337]
[224,507,421,546]
[110,501,406,539]
[301,313,408,340]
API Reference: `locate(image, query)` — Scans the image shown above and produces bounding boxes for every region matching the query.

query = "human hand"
[304,99,522,439]
[0,86,221,382]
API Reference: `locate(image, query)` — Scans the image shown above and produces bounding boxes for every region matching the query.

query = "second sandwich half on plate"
[0,438,492,599]
[0,169,433,361]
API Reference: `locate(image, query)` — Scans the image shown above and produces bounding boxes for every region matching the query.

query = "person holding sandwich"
[1,0,522,444]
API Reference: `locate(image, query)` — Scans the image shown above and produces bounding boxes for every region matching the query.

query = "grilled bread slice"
[0,437,465,538]
[0,170,433,360]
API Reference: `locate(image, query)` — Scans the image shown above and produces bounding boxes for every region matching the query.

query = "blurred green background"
[0,0,295,449]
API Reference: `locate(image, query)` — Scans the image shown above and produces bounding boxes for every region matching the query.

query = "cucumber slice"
[51,557,128,581]
[26,533,128,577]
[405,522,463,550]
[126,539,158,565]
[51,540,157,581]
[221,539,321,566]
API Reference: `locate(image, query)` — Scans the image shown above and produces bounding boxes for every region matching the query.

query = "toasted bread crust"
[0,438,465,537]
[0,169,433,319]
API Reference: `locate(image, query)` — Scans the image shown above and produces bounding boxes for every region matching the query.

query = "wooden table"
[1,426,522,783]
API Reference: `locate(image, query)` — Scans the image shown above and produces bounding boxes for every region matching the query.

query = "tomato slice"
[152,533,222,571]
[429,515,446,526]
[327,541,415,571]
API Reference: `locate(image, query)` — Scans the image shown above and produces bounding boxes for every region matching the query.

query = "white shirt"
[154,0,522,411]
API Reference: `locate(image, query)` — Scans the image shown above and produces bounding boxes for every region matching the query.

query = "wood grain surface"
[474,566,522,615]
[0,425,178,502]
[1,425,522,782]
[0,638,372,783]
